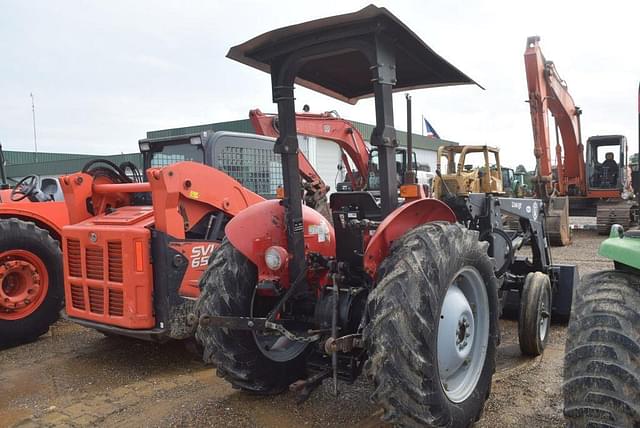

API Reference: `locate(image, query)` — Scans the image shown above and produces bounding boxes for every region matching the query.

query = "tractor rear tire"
[364,222,499,427]
[518,272,552,356]
[0,219,63,346]
[563,270,640,427]
[195,240,307,394]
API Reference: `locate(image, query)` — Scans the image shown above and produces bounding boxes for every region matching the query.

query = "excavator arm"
[250,109,371,191]
[524,36,586,196]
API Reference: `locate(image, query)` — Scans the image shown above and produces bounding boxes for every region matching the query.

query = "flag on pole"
[423,117,440,139]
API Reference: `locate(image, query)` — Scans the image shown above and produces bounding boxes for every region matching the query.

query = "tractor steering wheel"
[11,175,39,201]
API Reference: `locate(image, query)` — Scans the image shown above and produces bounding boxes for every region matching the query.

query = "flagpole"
[30,92,38,163]
[421,114,424,136]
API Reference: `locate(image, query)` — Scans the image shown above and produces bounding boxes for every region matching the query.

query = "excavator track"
[596,200,639,235]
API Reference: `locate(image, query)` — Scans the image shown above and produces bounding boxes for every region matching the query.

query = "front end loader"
[194,6,577,426]
[56,127,343,341]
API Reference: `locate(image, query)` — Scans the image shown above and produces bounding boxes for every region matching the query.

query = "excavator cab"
[586,135,626,191]
[367,148,409,190]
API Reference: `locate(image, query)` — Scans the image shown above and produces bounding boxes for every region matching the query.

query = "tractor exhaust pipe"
[404,93,416,185]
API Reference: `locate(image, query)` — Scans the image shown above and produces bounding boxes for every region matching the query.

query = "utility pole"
[30,92,38,162]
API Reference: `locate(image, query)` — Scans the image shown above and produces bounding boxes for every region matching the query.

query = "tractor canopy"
[227,4,481,104]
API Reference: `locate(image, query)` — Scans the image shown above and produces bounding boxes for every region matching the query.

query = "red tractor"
[52,6,575,425]
[193,6,576,426]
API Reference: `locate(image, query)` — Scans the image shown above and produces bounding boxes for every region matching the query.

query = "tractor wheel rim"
[0,250,48,321]
[539,285,550,342]
[437,266,489,403]
[250,289,307,363]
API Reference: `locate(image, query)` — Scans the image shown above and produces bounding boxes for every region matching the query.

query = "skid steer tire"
[0,219,63,347]
[518,272,552,356]
[364,222,499,427]
[563,271,640,427]
[195,240,307,395]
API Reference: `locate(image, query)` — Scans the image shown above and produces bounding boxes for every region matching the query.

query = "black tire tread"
[518,272,551,356]
[0,218,62,346]
[563,270,640,427]
[195,240,306,394]
[364,222,499,427]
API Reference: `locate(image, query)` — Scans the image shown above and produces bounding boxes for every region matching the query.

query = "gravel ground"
[0,230,610,427]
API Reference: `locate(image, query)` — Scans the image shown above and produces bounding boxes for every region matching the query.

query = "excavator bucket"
[546,196,571,246]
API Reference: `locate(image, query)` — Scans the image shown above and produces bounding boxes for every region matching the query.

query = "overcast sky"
[1,0,638,169]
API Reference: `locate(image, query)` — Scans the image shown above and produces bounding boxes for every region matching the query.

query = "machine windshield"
[147,143,205,169]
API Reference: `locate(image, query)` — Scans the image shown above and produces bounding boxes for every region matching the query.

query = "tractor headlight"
[265,246,287,271]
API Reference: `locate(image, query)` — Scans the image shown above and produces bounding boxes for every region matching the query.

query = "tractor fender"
[0,201,69,240]
[225,199,335,285]
[363,198,456,278]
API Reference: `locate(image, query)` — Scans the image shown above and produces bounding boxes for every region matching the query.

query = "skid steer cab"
[194,5,578,427]
[57,131,290,341]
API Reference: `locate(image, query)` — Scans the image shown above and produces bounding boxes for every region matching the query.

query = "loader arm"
[60,161,264,239]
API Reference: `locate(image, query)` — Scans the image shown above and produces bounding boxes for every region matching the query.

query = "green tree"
[515,164,527,174]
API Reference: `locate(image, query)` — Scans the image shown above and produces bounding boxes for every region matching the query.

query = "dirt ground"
[0,230,611,428]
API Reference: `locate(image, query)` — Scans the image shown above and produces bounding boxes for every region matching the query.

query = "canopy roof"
[227,5,481,104]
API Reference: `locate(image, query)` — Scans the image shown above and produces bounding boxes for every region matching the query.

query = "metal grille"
[67,240,82,277]
[108,289,124,316]
[70,284,85,310]
[150,154,187,168]
[218,146,283,196]
[88,287,104,314]
[107,241,123,283]
[85,247,104,280]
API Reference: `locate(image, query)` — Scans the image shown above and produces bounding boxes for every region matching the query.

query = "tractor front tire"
[563,270,640,427]
[364,222,499,427]
[518,272,552,356]
[195,240,307,394]
[0,219,63,346]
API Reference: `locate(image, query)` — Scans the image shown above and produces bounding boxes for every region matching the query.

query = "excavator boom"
[250,109,371,191]
[524,36,586,196]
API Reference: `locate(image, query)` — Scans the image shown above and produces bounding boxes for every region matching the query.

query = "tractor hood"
[227,5,482,104]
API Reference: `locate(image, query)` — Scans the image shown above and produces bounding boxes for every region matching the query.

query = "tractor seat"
[39,178,64,201]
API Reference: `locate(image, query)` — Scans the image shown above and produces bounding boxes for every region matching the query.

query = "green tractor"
[563,224,640,426]
[501,167,531,198]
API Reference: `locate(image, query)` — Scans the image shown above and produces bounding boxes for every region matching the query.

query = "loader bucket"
[545,196,571,246]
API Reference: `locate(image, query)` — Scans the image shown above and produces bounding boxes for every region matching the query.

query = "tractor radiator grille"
[107,241,123,283]
[65,239,125,317]
[67,239,82,277]
[108,289,124,316]
[70,284,85,310]
[63,214,153,329]
[85,246,104,280]
[88,287,104,314]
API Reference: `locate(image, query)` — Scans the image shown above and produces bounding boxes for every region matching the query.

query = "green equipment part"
[598,224,640,271]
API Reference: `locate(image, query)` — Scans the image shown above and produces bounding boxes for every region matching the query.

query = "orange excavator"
[251,109,430,197]
[251,109,369,220]
[524,36,638,243]
[251,109,371,191]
